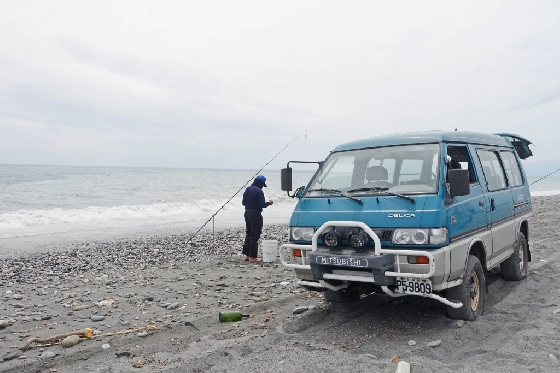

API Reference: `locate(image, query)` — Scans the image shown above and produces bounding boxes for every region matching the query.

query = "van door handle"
[479,200,484,206]
[490,198,495,211]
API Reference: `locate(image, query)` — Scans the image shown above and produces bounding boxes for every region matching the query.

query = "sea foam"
[0,197,296,239]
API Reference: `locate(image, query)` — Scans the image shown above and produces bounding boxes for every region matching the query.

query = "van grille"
[330,227,393,242]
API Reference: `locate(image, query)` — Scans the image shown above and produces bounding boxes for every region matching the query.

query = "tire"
[446,255,486,321]
[324,286,360,303]
[500,232,528,281]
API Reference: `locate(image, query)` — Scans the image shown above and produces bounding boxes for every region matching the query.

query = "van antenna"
[530,168,560,186]
[186,130,306,245]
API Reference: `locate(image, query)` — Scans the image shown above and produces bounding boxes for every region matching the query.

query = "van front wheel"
[500,232,528,281]
[446,255,486,321]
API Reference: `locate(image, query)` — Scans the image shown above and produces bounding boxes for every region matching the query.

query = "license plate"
[395,277,432,295]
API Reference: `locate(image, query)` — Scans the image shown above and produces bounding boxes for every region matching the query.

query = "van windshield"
[306,143,440,197]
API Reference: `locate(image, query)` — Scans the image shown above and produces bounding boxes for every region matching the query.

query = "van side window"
[500,151,523,187]
[446,145,477,183]
[476,149,507,191]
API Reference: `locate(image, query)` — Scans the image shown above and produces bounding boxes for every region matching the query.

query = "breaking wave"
[0,197,296,239]
[0,200,235,229]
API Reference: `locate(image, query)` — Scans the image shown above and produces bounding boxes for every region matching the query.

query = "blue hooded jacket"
[242,179,270,212]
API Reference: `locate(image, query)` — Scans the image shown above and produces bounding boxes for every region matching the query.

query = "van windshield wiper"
[347,187,416,204]
[307,188,363,205]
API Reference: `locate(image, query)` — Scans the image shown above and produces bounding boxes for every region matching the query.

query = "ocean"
[0,165,315,254]
[1,164,559,254]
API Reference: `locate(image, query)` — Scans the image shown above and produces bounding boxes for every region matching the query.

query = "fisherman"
[242,175,273,262]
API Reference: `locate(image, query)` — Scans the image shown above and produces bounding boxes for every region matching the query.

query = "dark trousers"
[243,210,263,258]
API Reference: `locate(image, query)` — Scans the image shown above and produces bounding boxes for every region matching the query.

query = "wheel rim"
[469,269,480,311]
[518,241,525,272]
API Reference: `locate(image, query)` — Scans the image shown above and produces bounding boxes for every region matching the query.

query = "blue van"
[279,131,533,321]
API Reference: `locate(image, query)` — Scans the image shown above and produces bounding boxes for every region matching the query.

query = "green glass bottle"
[219,311,250,322]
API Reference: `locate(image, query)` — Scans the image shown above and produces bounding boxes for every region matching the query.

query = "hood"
[289,194,443,229]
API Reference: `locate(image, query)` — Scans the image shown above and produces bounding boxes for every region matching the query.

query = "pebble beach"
[1,196,560,372]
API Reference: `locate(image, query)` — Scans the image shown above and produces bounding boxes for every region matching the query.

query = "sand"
[1,195,559,372]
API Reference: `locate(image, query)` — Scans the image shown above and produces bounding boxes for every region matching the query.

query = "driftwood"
[18,325,156,351]
[90,325,156,338]
[19,330,87,351]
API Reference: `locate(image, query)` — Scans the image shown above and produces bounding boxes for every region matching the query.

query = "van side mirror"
[281,167,292,191]
[448,169,470,197]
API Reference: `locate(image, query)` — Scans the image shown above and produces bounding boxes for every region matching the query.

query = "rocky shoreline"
[1,196,560,372]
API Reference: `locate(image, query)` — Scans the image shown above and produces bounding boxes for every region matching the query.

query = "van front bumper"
[308,250,396,286]
[279,221,463,309]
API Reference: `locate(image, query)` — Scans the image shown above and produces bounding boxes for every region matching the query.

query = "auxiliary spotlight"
[322,229,339,248]
[348,230,369,249]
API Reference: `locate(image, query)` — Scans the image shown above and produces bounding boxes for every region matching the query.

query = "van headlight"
[391,228,448,245]
[290,227,315,241]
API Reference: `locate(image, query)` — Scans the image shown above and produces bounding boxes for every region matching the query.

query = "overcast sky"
[0,0,558,170]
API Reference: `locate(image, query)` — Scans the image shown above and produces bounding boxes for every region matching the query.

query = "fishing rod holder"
[282,161,323,198]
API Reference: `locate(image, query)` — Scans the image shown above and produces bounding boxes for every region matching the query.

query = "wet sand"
[1,196,559,372]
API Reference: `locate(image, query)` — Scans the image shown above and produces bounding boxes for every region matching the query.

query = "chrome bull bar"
[279,221,462,309]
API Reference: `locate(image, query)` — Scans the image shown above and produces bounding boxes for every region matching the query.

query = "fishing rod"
[530,168,560,186]
[185,130,306,245]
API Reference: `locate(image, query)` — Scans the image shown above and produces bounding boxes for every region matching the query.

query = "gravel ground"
[1,196,560,372]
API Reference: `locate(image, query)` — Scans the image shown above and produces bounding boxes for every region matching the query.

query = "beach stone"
[3,350,22,361]
[396,360,411,373]
[167,303,179,310]
[73,304,91,311]
[91,316,105,322]
[61,335,80,348]
[97,300,113,307]
[407,340,417,346]
[0,320,8,329]
[13,294,24,300]
[549,354,558,360]
[448,320,465,328]
[137,331,148,337]
[293,306,308,314]
[40,351,56,359]
[552,309,560,315]
[102,343,111,349]
[427,340,441,347]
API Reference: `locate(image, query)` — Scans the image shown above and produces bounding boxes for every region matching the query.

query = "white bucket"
[261,240,278,262]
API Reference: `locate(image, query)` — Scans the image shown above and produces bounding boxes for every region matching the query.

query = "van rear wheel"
[446,255,486,321]
[500,232,528,281]
[323,287,360,303]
